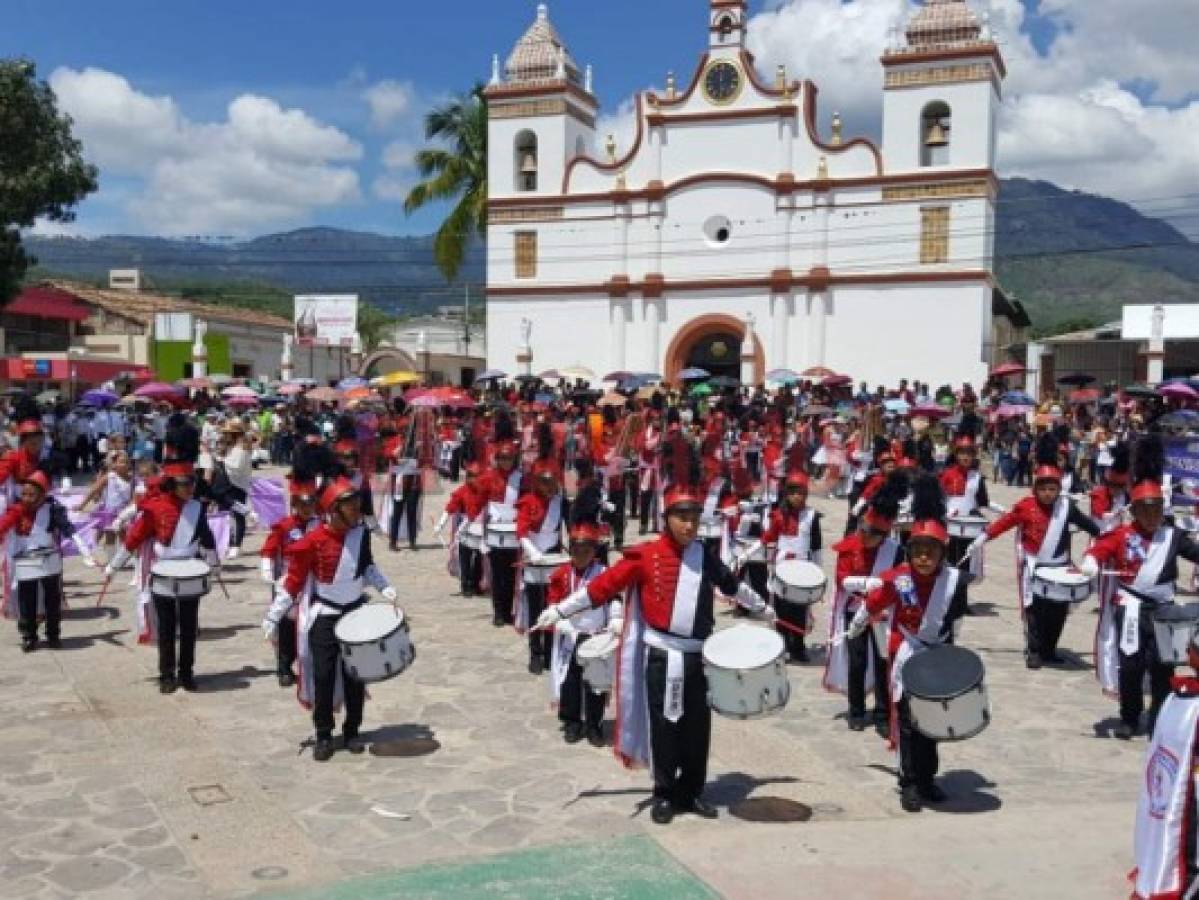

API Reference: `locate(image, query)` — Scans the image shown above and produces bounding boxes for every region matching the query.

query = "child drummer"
[733,470,822,663]
[848,475,969,813]
[548,523,622,747]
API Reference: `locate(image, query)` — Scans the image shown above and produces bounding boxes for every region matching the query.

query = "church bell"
[925,120,949,147]
[520,152,538,174]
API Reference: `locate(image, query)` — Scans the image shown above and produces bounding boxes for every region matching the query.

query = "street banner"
[294,295,358,348]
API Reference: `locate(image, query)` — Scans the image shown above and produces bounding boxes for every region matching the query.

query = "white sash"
[314,526,365,606]
[1133,691,1199,899]
[1035,497,1071,566]
[701,479,724,521]
[661,540,703,722]
[532,495,562,553]
[776,508,815,562]
[823,537,899,696]
[550,561,606,702]
[891,567,959,706]
[153,500,201,560]
[1120,527,1175,656]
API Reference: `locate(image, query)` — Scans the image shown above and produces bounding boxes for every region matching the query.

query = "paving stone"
[44,855,129,892]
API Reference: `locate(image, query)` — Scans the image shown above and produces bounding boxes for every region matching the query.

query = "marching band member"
[0,470,95,651]
[334,426,379,532]
[384,429,422,553]
[104,426,218,694]
[848,475,969,812]
[263,477,398,761]
[259,477,320,688]
[0,398,46,508]
[436,462,486,597]
[516,462,565,673]
[939,434,995,579]
[1090,442,1130,531]
[1080,436,1199,739]
[734,470,822,662]
[965,436,1099,669]
[548,523,621,746]
[1130,635,1199,898]
[636,410,662,536]
[845,437,893,534]
[823,474,904,733]
[534,485,773,825]
[480,438,523,627]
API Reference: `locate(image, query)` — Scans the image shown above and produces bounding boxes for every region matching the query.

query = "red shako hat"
[664,485,703,513]
[569,523,603,544]
[21,471,49,495]
[318,477,359,514]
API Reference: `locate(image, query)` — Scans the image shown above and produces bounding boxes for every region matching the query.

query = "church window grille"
[920,206,950,264]
[515,231,538,278]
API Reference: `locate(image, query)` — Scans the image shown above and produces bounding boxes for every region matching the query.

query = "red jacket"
[124,493,213,552]
[260,514,317,564]
[281,522,372,598]
[516,491,560,541]
[832,532,883,589]
[445,482,485,519]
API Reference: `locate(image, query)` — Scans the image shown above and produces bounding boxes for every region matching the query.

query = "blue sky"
[6,1,1194,238]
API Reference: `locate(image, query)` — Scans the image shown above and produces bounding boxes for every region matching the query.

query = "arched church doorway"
[663,313,766,385]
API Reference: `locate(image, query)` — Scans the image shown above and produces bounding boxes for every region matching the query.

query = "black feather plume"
[872,472,909,521]
[537,421,553,460]
[1035,433,1059,467]
[292,441,334,483]
[1110,441,1130,476]
[164,423,200,464]
[335,415,356,442]
[493,407,515,442]
[1133,433,1164,486]
[909,474,946,523]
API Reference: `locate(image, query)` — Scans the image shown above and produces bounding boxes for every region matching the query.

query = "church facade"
[484,0,1009,387]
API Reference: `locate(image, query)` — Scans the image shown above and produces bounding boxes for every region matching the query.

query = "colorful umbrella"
[370,370,422,388]
[989,362,1026,378]
[560,366,597,381]
[221,385,258,399]
[408,394,443,409]
[277,383,306,396]
[688,382,714,397]
[1068,388,1101,404]
[822,374,853,387]
[305,387,341,403]
[884,398,910,414]
[993,404,1029,418]
[1000,391,1036,406]
[177,377,212,390]
[134,382,183,400]
[1122,383,1158,399]
[598,391,628,407]
[225,396,259,408]
[474,369,507,383]
[709,375,740,388]
[765,368,799,383]
[601,370,632,382]
[343,386,375,402]
[80,388,119,408]
[1159,382,1199,400]
[679,367,710,380]
[801,366,836,378]
[911,403,952,420]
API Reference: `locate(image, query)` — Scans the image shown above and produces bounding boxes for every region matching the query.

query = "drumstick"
[95,575,111,608]
[214,566,231,600]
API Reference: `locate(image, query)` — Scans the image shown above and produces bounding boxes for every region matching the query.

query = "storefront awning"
[5,287,93,322]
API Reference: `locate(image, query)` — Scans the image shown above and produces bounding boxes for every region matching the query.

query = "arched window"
[515,130,538,192]
[920,101,951,166]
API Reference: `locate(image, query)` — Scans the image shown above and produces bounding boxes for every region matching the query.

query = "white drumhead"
[335,604,405,642]
[1035,566,1091,587]
[703,624,784,669]
[465,523,484,536]
[578,632,619,660]
[151,559,210,578]
[773,559,826,589]
[488,523,516,534]
[532,553,570,569]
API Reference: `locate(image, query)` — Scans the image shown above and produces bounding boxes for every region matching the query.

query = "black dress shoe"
[678,797,718,819]
[492,615,506,628]
[46,636,61,650]
[847,714,867,732]
[342,733,366,754]
[178,675,198,692]
[586,727,605,747]
[313,738,335,762]
[650,799,674,825]
[900,785,922,813]
[1025,653,1042,670]
[1113,722,1135,740]
[388,542,399,553]
[563,722,585,744]
[21,638,36,653]
[1043,651,1063,664]
[527,657,544,675]
[278,670,297,688]
[917,783,947,803]
[158,677,177,695]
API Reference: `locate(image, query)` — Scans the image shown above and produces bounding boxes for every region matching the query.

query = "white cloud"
[373,173,413,202]
[595,99,638,159]
[363,79,414,129]
[381,139,418,170]
[746,0,1199,235]
[49,67,363,235]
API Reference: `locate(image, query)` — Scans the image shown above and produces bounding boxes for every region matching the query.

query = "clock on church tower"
[702,60,742,104]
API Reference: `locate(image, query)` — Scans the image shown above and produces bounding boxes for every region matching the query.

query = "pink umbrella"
[225,396,259,408]
[277,383,305,396]
[177,376,212,390]
[134,381,183,400]
[990,362,1026,378]
[403,387,431,402]
[1159,382,1199,400]
[911,403,952,420]
[993,404,1029,418]
[221,385,258,399]
[306,387,341,403]
[822,374,853,387]
[408,394,443,409]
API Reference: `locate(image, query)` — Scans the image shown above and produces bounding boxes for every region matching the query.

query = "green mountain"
[21,179,1199,336]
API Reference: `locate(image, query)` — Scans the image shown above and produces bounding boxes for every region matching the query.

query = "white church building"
[484,0,1013,387]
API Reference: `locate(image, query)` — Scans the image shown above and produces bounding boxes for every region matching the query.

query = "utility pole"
[463,282,471,355]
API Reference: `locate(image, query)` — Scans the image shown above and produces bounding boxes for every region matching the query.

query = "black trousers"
[607,485,627,548]
[773,595,809,655]
[897,696,939,788]
[489,548,517,624]
[152,594,199,679]
[388,488,421,549]
[559,635,606,729]
[17,575,63,641]
[309,613,365,740]
[525,582,552,665]
[1025,597,1069,657]
[276,616,297,676]
[458,543,482,594]
[844,606,889,717]
[645,647,710,804]
[227,486,248,549]
[1115,605,1174,731]
[638,487,658,533]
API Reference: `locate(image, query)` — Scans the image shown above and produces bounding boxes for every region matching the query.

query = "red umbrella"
[911,403,952,420]
[1069,388,1101,404]
[134,381,183,400]
[408,394,442,409]
[802,366,836,378]
[306,387,341,403]
[990,362,1026,378]
[822,374,853,387]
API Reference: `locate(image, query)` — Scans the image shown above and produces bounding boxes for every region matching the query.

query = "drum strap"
[643,628,703,723]
[316,595,367,616]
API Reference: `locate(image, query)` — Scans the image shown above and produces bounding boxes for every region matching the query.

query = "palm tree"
[403,83,487,282]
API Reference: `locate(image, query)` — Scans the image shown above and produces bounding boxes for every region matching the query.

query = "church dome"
[905,0,982,49]
[505,4,582,86]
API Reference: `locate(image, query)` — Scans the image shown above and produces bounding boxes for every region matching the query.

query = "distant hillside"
[22,179,1199,336]
[995,178,1199,335]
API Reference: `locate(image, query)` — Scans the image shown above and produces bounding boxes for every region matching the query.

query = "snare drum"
[149,559,211,599]
[335,603,415,683]
[1152,603,1199,665]
[769,559,826,608]
[524,552,570,585]
[459,522,484,551]
[946,516,988,540]
[12,549,62,582]
[1030,567,1093,604]
[702,624,790,720]
[576,632,618,691]
[485,522,519,550]
[698,518,724,542]
[902,644,990,742]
